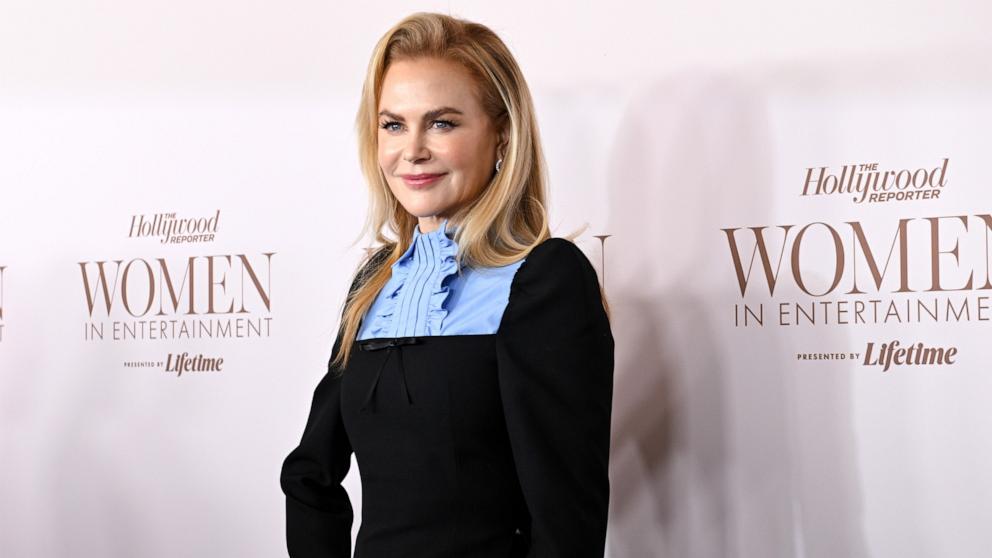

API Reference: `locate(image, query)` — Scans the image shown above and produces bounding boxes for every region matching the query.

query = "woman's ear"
[497,126,510,159]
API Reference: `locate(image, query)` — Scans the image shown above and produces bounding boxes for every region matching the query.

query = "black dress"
[280,237,615,557]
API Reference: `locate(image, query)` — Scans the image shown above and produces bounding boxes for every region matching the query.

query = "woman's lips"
[402,173,446,188]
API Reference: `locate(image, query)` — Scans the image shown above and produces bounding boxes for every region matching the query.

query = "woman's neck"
[418,215,460,234]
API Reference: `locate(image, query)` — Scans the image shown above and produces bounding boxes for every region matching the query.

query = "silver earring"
[495,158,503,173]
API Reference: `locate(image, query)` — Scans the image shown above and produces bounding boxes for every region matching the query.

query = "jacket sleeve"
[495,238,615,558]
[279,248,390,557]
[280,329,354,557]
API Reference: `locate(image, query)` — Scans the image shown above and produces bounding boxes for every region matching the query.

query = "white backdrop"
[2,2,991,557]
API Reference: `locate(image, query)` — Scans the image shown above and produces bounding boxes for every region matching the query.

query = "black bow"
[358,337,421,413]
[358,336,422,352]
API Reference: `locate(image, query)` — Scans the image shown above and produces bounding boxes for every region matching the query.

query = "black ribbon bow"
[358,336,422,351]
[357,336,421,413]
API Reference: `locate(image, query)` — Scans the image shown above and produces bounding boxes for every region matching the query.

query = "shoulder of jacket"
[501,237,606,330]
[525,237,593,271]
[509,237,599,296]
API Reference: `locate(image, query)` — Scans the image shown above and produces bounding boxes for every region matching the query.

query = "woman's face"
[377,57,503,233]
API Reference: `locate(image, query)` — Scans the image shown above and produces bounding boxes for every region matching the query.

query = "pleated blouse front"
[357,218,525,340]
[280,227,615,558]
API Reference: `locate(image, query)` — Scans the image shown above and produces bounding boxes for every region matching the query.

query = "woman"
[280,12,614,558]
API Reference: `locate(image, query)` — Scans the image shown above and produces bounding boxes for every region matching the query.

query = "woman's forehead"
[379,58,483,114]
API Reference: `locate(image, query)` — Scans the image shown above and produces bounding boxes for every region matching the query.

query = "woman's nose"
[402,132,431,163]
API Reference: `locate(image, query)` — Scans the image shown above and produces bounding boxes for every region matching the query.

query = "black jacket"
[280,237,615,557]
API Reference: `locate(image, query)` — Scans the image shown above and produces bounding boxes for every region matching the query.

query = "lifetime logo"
[863,340,957,372]
[802,158,948,204]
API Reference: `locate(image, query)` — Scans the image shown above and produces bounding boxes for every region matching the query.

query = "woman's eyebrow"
[378,107,464,121]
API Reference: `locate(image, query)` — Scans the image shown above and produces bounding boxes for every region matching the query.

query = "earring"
[495,158,503,173]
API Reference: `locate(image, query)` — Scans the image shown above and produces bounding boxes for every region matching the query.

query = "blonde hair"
[332,11,606,369]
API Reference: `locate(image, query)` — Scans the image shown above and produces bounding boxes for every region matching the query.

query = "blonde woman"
[280,12,614,558]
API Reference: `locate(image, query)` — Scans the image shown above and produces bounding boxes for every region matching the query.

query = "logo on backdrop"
[0,264,5,343]
[722,157,981,371]
[129,209,220,244]
[79,211,274,376]
[802,158,948,204]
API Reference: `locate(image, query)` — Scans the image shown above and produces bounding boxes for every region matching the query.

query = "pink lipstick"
[401,173,446,188]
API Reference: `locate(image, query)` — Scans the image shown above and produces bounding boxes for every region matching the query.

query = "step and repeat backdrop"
[604,63,992,558]
[2,2,990,557]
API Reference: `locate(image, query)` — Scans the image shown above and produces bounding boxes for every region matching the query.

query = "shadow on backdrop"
[603,68,868,558]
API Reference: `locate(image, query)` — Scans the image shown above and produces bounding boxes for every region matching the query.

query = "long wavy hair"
[332,12,607,369]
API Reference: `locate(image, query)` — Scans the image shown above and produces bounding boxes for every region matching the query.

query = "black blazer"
[280,237,615,557]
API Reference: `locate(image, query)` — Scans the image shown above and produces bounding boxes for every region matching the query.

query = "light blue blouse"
[356,218,526,340]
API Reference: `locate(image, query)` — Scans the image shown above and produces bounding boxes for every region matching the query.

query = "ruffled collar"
[396,217,460,267]
[364,218,462,338]
[413,218,458,247]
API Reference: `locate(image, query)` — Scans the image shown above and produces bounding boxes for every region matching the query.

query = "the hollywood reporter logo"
[130,210,220,244]
[803,158,948,204]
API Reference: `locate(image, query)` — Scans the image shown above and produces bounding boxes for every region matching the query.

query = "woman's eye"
[432,119,457,130]
[379,120,457,132]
